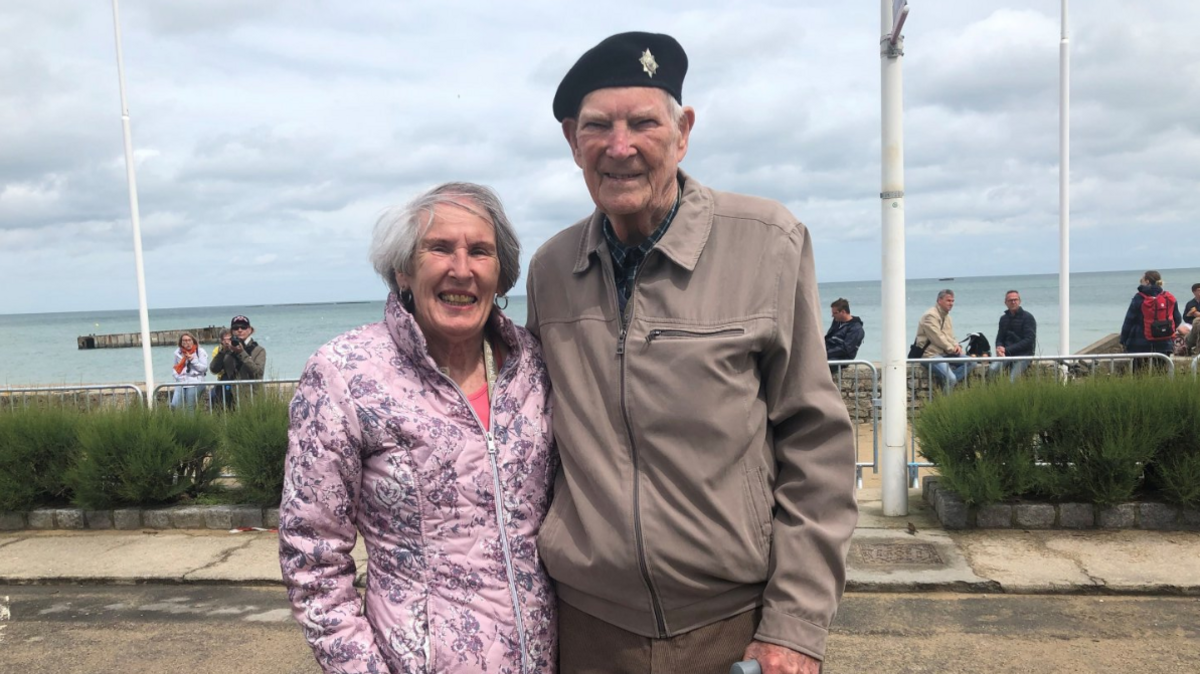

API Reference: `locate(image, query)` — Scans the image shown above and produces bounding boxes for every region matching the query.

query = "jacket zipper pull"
[617,329,628,355]
[485,431,497,456]
[645,329,662,344]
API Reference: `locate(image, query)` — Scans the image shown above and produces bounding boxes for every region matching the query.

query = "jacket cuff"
[753,605,827,661]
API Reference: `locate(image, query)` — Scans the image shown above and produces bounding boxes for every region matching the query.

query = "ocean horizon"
[4,266,1198,388]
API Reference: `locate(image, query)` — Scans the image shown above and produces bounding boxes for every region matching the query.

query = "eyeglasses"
[232,325,251,331]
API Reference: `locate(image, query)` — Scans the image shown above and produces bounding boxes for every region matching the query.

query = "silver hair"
[368,182,521,298]
[937,289,955,301]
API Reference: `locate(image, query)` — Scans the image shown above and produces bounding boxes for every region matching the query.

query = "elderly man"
[526,32,858,674]
[987,290,1037,381]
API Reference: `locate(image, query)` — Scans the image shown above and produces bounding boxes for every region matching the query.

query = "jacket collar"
[382,293,520,375]
[572,169,713,275]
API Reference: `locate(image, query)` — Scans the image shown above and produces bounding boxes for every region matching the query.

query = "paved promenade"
[2,489,1199,593]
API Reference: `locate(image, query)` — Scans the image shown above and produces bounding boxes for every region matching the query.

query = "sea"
[2,267,1197,388]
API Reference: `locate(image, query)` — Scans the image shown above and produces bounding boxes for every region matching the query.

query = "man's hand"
[997,346,1006,357]
[743,640,820,674]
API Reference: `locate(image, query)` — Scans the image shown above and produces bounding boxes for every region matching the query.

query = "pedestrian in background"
[169,332,208,410]
[206,329,234,409]
[1119,270,1181,372]
[917,289,974,392]
[988,290,1036,382]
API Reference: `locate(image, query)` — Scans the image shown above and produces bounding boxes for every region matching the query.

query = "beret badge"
[639,49,658,78]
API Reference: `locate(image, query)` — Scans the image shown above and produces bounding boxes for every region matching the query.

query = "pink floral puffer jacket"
[279,295,557,673]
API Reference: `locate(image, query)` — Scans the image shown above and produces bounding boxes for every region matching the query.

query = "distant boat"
[938,277,955,281]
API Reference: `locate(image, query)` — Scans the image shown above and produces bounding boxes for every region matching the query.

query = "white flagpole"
[880,0,910,516]
[110,0,156,406]
[1059,0,1071,356]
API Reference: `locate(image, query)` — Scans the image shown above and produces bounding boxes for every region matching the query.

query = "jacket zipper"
[439,363,530,673]
[645,327,745,344]
[606,255,669,637]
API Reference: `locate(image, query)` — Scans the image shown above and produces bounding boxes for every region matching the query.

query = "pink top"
[467,383,490,429]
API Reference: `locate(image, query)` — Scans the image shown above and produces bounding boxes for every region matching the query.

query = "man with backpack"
[916,289,974,392]
[1119,271,1182,372]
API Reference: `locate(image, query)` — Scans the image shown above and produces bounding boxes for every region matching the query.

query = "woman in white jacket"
[170,332,209,410]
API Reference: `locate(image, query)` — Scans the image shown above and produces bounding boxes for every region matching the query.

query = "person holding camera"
[209,315,266,391]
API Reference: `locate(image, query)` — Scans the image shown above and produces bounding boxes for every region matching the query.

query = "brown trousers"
[558,600,760,674]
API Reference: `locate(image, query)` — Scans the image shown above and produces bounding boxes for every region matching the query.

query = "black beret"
[553,32,688,122]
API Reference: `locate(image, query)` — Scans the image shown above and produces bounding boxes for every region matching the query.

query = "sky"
[1,1,1198,315]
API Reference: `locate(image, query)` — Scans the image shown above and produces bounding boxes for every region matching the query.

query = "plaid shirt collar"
[601,179,682,281]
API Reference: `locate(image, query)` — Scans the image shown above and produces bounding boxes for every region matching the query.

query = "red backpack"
[1140,290,1177,341]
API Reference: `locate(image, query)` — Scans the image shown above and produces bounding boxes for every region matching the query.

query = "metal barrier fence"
[902,352,1178,486]
[1193,354,1200,376]
[151,379,300,412]
[829,360,880,489]
[0,380,299,415]
[0,384,145,412]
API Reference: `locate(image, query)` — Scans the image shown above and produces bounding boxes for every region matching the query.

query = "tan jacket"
[917,305,958,357]
[526,172,858,661]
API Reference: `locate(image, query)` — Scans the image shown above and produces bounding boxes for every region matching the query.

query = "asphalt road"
[2,585,1198,673]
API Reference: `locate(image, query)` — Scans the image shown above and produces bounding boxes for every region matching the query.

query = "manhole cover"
[850,541,943,567]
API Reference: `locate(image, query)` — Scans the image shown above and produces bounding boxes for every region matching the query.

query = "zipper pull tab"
[646,329,662,344]
[617,329,628,355]
[485,431,498,456]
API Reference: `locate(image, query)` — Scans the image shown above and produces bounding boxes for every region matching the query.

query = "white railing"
[829,359,880,489]
[151,379,299,412]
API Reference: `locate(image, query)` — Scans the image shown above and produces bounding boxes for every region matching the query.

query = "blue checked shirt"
[601,184,683,321]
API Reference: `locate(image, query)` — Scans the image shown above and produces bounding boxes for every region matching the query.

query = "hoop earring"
[399,289,414,308]
[494,294,509,311]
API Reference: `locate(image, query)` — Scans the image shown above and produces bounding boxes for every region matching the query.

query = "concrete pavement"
[2,489,1200,595]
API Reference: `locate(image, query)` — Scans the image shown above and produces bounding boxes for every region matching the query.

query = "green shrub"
[166,409,224,490]
[0,408,80,510]
[918,375,1198,508]
[67,407,221,509]
[1035,377,1178,505]
[1146,378,1200,508]
[219,394,290,505]
[916,379,1044,505]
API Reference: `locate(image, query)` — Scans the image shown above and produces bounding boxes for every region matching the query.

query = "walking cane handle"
[730,659,762,674]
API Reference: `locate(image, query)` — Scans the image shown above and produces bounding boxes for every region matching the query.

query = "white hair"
[368,182,521,298]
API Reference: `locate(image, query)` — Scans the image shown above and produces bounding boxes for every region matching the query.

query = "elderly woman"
[169,332,208,410]
[1119,270,1183,373]
[279,183,557,673]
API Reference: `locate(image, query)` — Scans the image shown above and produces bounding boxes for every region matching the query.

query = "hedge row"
[915,376,1200,508]
[0,396,289,511]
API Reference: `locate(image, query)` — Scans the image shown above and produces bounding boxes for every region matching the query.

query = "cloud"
[1,0,1198,314]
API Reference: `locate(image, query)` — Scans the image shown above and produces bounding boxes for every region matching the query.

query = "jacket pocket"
[645,326,745,344]
[743,464,773,556]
